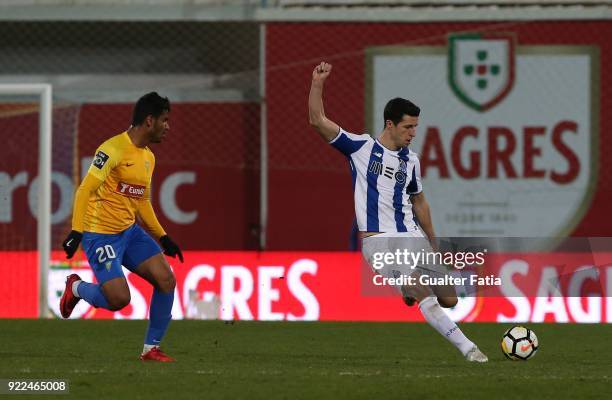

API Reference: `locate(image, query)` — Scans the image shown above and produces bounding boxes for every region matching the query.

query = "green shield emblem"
[449,33,515,112]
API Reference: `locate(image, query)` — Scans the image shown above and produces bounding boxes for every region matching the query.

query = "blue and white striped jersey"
[329,128,423,233]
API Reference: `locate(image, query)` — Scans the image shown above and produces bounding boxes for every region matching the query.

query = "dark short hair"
[131,92,170,126]
[383,98,420,127]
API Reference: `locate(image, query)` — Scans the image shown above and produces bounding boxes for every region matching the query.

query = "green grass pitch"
[1,320,610,399]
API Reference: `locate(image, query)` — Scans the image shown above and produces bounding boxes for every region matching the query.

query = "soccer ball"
[501,326,539,360]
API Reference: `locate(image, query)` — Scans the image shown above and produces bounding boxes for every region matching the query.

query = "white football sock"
[72,280,82,298]
[143,344,157,354]
[418,296,475,356]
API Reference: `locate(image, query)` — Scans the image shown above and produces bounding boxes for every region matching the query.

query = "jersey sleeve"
[71,173,104,232]
[136,152,165,239]
[86,142,120,182]
[406,156,423,195]
[328,128,370,157]
[137,200,166,239]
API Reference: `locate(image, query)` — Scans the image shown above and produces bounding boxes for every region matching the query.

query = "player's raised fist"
[312,62,332,83]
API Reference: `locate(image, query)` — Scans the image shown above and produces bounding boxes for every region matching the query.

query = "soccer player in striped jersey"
[309,62,488,362]
[59,92,183,362]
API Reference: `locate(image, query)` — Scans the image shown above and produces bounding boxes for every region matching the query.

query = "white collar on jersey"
[375,138,410,156]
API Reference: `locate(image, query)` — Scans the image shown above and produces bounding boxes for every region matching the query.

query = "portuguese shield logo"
[449,33,515,112]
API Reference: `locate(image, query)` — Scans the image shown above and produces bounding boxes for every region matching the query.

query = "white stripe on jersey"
[329,128,423,233]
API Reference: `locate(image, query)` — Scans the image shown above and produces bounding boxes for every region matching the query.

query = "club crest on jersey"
[116,182,146,198]
[398,159,407,173]
[395,158,407,183]
[92,150,109,169]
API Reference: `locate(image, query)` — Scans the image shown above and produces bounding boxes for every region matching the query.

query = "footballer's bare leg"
[133,253,176,294]
[100,277,131,311]
[61,275,129,318]
[403,272,488,362]
[133,253,176,362]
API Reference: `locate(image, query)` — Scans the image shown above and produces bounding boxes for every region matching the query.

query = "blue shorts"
[82,224,162,284]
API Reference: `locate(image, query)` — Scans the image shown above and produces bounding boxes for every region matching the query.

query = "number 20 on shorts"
[95,245,116,263]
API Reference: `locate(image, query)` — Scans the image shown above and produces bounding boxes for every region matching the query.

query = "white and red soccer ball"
[501,326,539,361]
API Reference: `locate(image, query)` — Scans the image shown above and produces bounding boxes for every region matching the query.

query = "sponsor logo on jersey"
[383,165,395,179]
[368,160,383,175]
[93,150,109,169]
[394,171,406,184]
[116,182,146,198]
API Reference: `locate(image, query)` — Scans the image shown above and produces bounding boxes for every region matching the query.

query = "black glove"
[160,235,184,263]
[62,230,83,259]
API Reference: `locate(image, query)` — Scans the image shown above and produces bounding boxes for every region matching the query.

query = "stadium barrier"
[2,251,610,323]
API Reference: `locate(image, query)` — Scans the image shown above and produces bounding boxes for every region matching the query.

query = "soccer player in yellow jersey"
[59,92,183,362]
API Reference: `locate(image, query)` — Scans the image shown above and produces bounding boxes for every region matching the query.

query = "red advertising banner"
[0,252,38,318]
[2,251,610,322]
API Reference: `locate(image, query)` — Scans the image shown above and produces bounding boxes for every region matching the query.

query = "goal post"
[0,84,52,318]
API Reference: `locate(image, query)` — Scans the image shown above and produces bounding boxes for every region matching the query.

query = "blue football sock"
[76,281,111,309]
[144,289,174,346]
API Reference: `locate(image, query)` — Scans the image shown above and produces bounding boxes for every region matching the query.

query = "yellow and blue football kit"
[60,93,179,360]
[72,131,166,283]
